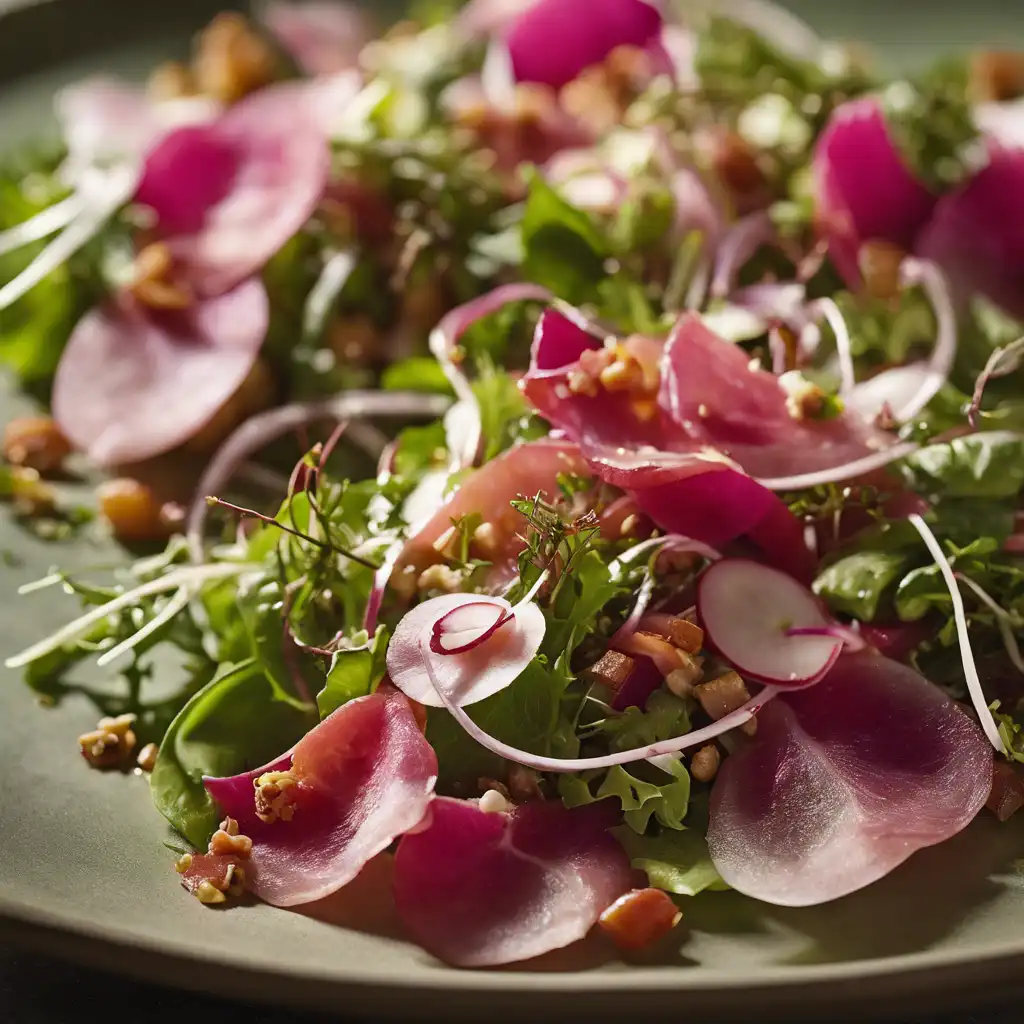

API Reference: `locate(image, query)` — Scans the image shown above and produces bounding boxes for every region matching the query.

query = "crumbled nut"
[619,514,640,537]
[600,357,646,393]
[417,563,464,594]
[578,347,616,378]
[174,853,194,874]
[690,744,721,783]
[3,416,71,474]
[97,477,173,544]
[129,242,192,310]
[665,618,704,654]
[478,789,511,814]
[970,51,1024,103]
[708,129,767,205]
[254,769,299,824]
[209,828,253,858]
[148,60,195,101]
[567,369,600,397]
[196,879,228,905]
[193,12,278,104]
[664,653,704,698]
[507,764,544,803]
[987,759,1024,821]
[219,816,240,837]
[560,45,651,135]
[694,670,750,721]
[135,742,159,772]
[471,522,500,560]
[858,239,906,303]
[78,715,138,769]
[599,888,682,951]
[586,650,636,691]
[779,371,826,421]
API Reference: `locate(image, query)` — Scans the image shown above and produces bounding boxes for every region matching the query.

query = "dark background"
[4,0,1024,1021]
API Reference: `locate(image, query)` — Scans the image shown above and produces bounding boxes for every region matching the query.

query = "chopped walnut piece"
[694,671,750,722]
[148,60,196,102]
[664,652,704,698]
[599,888,682,951]
[175,853,193,874]
[599,356,646,393]
[128,242,193,310]
[586,650,636,691]
[78,713,137,769]
[987,759,1024,822]
[196,879,228,905]
[209,827,254,858]
[3,416,71,474]
[471,522,500,560]
[970,51,1024,103]
[254,769,299,824]
[193,12,279,105]
[417,563,465,594]
[136,742,159,773]
[690,744,721,783]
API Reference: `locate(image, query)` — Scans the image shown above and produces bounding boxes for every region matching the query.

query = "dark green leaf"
[317,626,390,718]
[598,689,692,753]
[611,825,725,896]
[381,357,454,395]
[900,432,1024,499]
[813,550,910,621]
[151,660,315,847]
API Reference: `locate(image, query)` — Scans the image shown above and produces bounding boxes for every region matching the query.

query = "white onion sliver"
[810,297,855,395]
[908,513,1005,752]
[709,211,774,299]
[755,440,920,492]
[420,634,779,771]
[0,195,83,258]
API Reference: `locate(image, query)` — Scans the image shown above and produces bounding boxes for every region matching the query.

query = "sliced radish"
[430,600,511,655]
[387,593,545,708]
[697,558,841,688]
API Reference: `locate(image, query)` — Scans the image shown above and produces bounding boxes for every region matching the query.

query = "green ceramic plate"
[4,1,1024,1019]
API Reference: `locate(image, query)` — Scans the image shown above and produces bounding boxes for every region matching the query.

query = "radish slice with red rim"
[698,558,842,687]
[387,593,546,708]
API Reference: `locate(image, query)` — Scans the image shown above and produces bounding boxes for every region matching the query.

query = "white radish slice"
[387,593,545,708]
[697,558,841,688]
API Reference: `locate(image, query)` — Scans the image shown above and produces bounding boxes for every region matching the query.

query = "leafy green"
[381,356,454,394]
[900,433,1024,499]
[151,660,315,847]
[895,537,1001,621]
[598,689,692,753]
[473,363,547,461]
[317,627,390,718]
[612,826,725,896]
[813,550,911,621]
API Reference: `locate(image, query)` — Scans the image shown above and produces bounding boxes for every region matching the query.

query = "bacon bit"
[254,769,299,824]
[599,887,682,951]
[587,650,636,691]
[987,759,1024,822]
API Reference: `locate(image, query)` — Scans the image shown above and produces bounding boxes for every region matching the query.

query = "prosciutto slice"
[707,651,992,907]
[52,278,269,466]
[202,686,437,907]
[392,798,633,966]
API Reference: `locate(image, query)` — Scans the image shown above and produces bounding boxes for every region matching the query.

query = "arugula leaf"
[381,356,454,395]
[813,550,911,621]
[317,626,390,718]
[895,537,1002,621]
[473,363,547,462]
[598,689,692,752]
[520,172,608,303]
[900,432,1024,499]
[427,657,566,788]
[612,825,725,896]
[151,660,315,847]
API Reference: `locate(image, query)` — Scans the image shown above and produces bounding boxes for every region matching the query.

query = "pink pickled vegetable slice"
[392,797,633,966]
[52,277,269,466]
[707,651,993,906]
[388,593,546,708]
[203,686,437,907]
[697,558,841,687]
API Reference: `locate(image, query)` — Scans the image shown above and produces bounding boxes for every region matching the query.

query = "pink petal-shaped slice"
[163,82,330,295]
[707,651,993,907]
[392,797,633,966]
[203,686,437,907]
[52,277,269,466]
[812,96,936,287]
[261,1,371,76]
[388,594,546,708]
[506,0,662,90]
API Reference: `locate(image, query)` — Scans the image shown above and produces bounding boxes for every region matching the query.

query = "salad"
[6,0,1024,968]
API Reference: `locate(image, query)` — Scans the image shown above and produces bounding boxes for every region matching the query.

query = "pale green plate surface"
[3,1,1024,1019]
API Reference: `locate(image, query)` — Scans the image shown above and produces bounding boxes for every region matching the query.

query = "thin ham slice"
[202,686,437,907]
[396,437,589,578]
[392,797,633,966]
[707,651,992,907]
[52,277,269,466]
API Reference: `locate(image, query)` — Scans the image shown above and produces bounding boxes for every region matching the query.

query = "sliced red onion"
[430,600,511,655]
[753,440,920,492]
[610,534,721,641]
[709,211,775,300]
[847,258,958,424]
[969,336,1024,429]
[785,623,866,653]
[698,558,841,687]
[186,390,451,561]
[808,297,855,395]
[429,283,552,469]
[908,513,1004,752]
[363,539,405,635]
[419,634,779,770]
[388,593,546,708]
